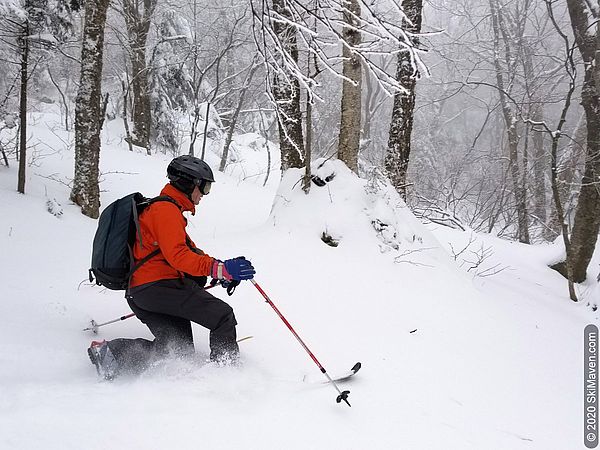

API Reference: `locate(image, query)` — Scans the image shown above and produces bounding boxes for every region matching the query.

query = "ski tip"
[351,362,361,373]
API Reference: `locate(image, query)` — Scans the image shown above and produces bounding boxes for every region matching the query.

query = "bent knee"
[214,306,237,331]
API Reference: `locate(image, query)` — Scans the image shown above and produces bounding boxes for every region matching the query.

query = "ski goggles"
[196,179,212,196]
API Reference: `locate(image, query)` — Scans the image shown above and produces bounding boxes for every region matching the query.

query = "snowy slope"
[0,109,597,450]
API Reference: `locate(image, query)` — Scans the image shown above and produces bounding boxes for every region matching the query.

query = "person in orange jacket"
[88,156,255,380]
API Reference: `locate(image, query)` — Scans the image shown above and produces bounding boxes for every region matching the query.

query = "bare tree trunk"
[363,70,375,143]
[200,102,210,160]
[17,15,29,194]
[304,93,313,193]
[550,108,579,301]
[121,79,133,152]
[543,2,579,300]
[0,143,8,167]
[188,105,201,156]
[566,0,600,282]
[71,0,111,219]
[47,67,69,131]
[122,0,157,153]
[489,0,530,243]
[530,107,546,229]
[220,45,236,131]
[303,13,319,193]
[337,0,362,173]
[522,40,549,239]
[271,0,304,171]
[385,0,423,199]
[130,46,151,150]
[531,106,548,232]
[220,59,260,172]
[258,109,272,187]
[547,112,586,233]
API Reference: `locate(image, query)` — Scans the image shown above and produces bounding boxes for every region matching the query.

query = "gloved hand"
[211,256,255,281]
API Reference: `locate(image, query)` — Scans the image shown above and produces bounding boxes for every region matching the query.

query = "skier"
[88,155,255,380]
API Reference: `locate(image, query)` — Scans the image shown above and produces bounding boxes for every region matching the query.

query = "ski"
[328,362,361,383]
[304,362,361,384]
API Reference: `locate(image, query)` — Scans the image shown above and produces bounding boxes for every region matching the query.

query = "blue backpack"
[88,193,178,290]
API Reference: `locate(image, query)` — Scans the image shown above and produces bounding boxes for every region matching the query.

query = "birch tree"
[385,0,423,199]
[337,0,361,173]
[269,0,305,170]
[71,0,111,219]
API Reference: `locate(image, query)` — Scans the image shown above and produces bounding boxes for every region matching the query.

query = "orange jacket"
[129,183,215,288]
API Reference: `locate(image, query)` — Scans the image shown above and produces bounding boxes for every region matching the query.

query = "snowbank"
[0,108,596,449]
[271,159,458,267]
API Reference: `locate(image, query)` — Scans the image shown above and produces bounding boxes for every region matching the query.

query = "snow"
[0,1,27,21]
[0,107,598,449]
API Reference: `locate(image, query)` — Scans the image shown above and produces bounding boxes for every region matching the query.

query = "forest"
[1,0,599,301]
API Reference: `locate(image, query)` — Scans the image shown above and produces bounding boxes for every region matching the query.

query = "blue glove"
[212,257,255,281]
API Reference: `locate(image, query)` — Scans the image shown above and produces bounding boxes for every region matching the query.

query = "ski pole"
[250,279,352,407]
[83,313,135,333]
[84,283,217,333]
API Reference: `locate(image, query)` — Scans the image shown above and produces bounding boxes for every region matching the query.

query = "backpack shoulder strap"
[128,195,185,285]
[148,195,182,210]
[133,195,183,249]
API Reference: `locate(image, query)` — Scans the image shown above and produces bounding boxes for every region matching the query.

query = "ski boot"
[88,340,118,380]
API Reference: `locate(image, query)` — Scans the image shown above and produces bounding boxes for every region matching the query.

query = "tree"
[487,0,531,244]
[564,0,600,282]
[16,1,31,195]
[337,0,361,173]
[251,0,424,175]
[270,0,304,170]
[71,0,111,219]
[0,0,75,194]
[117,0,158,152]
[184,0,249,158]
[522,39,548,233]
[220,56,261,171]
[407,0,576,243]
[385,0,423,199]
[149,10,194,154]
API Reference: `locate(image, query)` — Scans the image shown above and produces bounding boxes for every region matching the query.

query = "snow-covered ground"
[0,109,597,449]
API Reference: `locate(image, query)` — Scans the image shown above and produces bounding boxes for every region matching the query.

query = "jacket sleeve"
[149,202,214,276]
[185,234,201,252]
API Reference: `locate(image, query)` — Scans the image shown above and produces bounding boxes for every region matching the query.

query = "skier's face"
[191,185,203,205]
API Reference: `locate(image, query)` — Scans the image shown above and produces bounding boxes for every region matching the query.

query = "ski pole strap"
[226,279,240,296]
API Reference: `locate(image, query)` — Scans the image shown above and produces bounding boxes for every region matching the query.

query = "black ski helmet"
[167,155,214,196]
